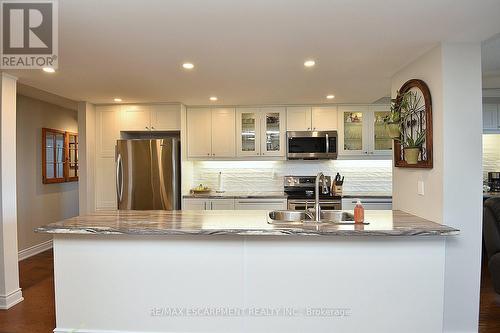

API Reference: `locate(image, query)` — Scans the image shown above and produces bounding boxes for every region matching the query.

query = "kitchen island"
[37,210,458,333]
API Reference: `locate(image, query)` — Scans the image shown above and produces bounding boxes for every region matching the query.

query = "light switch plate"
[417,180,425,196]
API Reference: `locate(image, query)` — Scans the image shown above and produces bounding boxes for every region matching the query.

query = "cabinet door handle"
[307,127,311,130]
[207,153,210,156]
[151,126,155,130]
[262,152,265,155]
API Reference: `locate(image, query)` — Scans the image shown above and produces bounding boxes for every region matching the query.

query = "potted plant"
[399,130,426,165]
[383,91,410,139]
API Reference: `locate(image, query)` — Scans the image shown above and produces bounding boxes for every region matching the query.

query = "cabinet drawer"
[341,198,392,210]
[234,199,287,210]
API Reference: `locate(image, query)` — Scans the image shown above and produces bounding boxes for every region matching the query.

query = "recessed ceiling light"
[182,63,194,69]
[114,98,122,102]
[42,67,55,73]
[209,96,218,101]
[304,60,316,67]
[326,95,335,99]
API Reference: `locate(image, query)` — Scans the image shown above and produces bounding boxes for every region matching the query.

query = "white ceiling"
[6,0,500,105]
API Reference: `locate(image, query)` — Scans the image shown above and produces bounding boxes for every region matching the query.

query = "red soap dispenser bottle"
[354,200,364,224]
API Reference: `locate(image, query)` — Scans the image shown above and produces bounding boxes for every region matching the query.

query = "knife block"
[333,185,343,196]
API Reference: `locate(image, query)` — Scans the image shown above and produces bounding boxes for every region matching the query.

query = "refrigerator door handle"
[116,153,124,204]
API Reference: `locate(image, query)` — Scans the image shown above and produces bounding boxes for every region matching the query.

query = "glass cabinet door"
[237,109,260,156]
[373,111,393,152]
[342,111,364,152]
[261,108,284,156]
[67,133,79,180]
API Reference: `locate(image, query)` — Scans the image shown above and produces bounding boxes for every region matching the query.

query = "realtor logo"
[1,0,58,69]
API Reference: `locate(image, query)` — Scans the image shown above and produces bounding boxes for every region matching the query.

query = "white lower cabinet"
[234,198,287,210]
[183,198,235,210]
[341,197,392,210]
[210,199,236,210]
[183,198,286,210]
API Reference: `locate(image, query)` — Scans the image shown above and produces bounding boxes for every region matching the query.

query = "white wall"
[440,43,483,333]
[391,43,483,332]
[78,102,96,214]
[391,46,444,223]
[16,95,79,251]
[0,73,23,309]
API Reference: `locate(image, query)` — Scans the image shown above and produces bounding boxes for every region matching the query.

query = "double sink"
[268,210,368,225]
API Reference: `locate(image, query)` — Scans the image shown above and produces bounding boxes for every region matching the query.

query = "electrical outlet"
[417,180,425,196]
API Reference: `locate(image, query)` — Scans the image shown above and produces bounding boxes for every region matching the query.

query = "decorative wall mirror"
[42,128,79,184]
[394,79,433,168]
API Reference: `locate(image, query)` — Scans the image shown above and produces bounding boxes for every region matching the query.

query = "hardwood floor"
[480,256,500,333]
[0,250,55,333]
[1,249,500,332]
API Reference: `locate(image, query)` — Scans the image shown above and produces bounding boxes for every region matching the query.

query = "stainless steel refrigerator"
[115,139,181,210]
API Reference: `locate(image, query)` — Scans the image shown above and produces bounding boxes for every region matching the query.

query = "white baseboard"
[0,288,23,309]
[18,239,53,261]
[54,329,173,333]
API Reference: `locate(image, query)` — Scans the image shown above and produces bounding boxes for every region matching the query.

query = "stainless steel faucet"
[314,172,328,222]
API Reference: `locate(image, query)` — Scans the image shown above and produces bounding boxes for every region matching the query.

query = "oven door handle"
[325,133,329,153]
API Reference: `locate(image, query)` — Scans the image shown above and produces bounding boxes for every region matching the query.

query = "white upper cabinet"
[338,104,391,157]
[483,104,500,132]
[186,108,236,158]
[150,105,181,131]
[287,106,338,131]
[121,104,181,131]
[187,108,212,157]
[338,105,368,155]
[286,107,312,131]
[96,105,121,156]
[236,107,286,157]
[236,108,261,157]
[261,107,286,157]
[311,106,338,131]
[369,104,393,156]
[211,108,236,157]
[121,105,151,131]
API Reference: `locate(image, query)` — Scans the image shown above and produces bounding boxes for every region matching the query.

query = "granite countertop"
[36,210,458,237]
[183,191,287,199]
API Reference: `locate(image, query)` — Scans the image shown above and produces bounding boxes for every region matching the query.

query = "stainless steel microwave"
[286,131,338,160]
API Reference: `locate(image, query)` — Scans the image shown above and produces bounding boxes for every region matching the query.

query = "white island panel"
[53,234,445,333]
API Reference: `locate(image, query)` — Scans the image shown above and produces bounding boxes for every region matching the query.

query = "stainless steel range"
[284,175,341,211]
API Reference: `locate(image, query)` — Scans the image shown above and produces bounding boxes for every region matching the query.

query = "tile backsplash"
[483,134,500,181]
[190,160,392,195]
